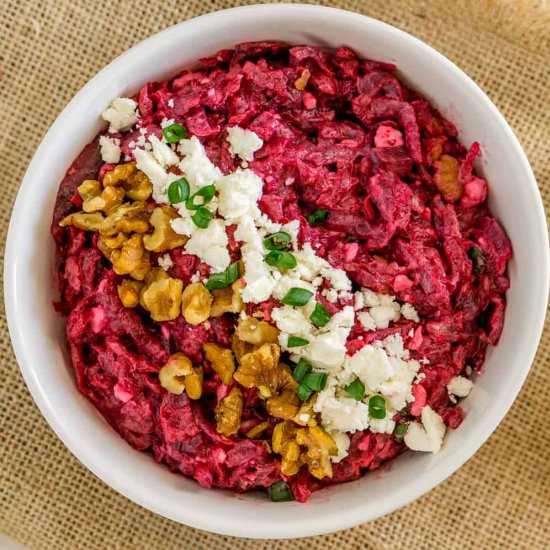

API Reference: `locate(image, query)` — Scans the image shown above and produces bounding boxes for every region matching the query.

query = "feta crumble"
[185,219,230,273]
[404,406,446,452]
[227,126,264,162]
[101,97,139,133]
[99,135,121,163]
[447,376,474,397]
[158,254,173,271]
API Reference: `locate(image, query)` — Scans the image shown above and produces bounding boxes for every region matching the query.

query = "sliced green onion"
[307,209,328,225]
[265,250,297,270]
[192,206,213,228]
[185,185,216,210]
[468,244,486,273]
[297,383,314,401]
[309,302,331,327]
[263,231,292,251]
[394,423,408,441]
[369,395,386,419]
[167,177,190,204]
[268,481,293,502]
[303,372,327,391]
[162,123,188,143]
[293,359,312,383]
[225,261,241,285]
[281,287,314,307]
[345,379,365,401]
[205,262,241,291]
[287,336,310,348]
[205,273,228,291]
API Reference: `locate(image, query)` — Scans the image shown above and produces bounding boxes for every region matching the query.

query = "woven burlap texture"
[1,1,549,548]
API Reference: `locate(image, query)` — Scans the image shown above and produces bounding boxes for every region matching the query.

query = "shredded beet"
[51,42,511,503]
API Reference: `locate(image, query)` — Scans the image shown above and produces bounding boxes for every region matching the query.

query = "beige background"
[1,1,549,548]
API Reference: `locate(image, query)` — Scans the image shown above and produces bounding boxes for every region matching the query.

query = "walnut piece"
[294,68,311,90]
[184,366,203,400]
[231,333,256,363]
[181,282,212,325]
[233,343,281,398]
[143,206,188,253]
[236,317,279,345]
[266,390,300,420]
[59,211,105,231]
[101,202,149,237]
[110,233,150,280]
[210,280,245,317]
[141,276,183,321]
[295,426,338,480]
[103,162,153,201]
[245,421,270,439]
[82,186,125,214]
[117,279,144,308]
[215,387,243,437]
[158,353,193,395]
[203,343,235,385]
[272,422,338,479]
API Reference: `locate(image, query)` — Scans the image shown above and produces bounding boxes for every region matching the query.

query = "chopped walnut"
[293,397,317,427]
[141,276,183,321]
[231,332,256,363]
[233,343,281,398]
[215,387,243,437]
[272,422,337,479]
[236,317,279,345]
[272,421,302,476]
[266,390,300,420]
[181,282,212,325]
[203,343,235,385]
[110,233,150,280]
[97,232,128,259]
[295,426,338,480]
[101,202,149,237]
[184,366,203,400]
[117,279,144,308]
[59,211,105,231]
[158,352,193,395]
[103,162,152,201]
[210,280,245,317]
[245,421,270,439]
[82,186,125,214]
[294,68,311,90]
[77,179,101,200]
[143,206,188,253]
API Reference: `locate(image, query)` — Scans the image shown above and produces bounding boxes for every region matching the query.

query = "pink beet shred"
[51,42,512,502]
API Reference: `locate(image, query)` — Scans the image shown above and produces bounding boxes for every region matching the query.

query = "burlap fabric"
[1,0,549,548]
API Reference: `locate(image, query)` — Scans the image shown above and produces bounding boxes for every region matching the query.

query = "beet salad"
[51,42,512,503]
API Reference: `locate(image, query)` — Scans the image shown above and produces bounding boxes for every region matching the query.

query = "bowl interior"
[5,4,548,539]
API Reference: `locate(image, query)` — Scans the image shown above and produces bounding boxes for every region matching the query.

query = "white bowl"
[5,3,549,539]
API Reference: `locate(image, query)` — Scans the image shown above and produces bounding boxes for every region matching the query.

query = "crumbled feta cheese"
[369,304,401,329]
[99,135,121,163]
[362,288,381,308]
[227,126,264,162]
[235,216,276,303]
[149,135,179,167]
[330,431,350,463]
[271,273,316,301]
[161,117,175,129]
[369,414,396,434]
[178,136,223,191]
[216,169,263,220]
[404,406,446,452]
[170,213,196,237]
[401,303,420,323]
[157,254,173,271]
[343,337,420,411]
[358,311,376,331]
[167,99,174,108]
[101,97,139,133]
[133,149,169,204]
[447,376,474,397]
[190,272,201,283]
[272,306,313,341]
[184,219,230,272]
[321,266,352,292]
[313,387,371,433]
[298,413,311,423]
[354,291,365,311]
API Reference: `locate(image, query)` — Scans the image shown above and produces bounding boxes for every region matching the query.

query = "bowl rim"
[4,3,549,539]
